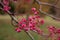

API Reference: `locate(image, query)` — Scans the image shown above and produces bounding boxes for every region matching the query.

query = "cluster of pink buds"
[32,7,39,15]
[56,28,60,34]
[3,0,11,11]
[48,26,56,33]
[15,7,44,35]
[3,0,9,5]
[48,26,60,34]
[48,26,60,40]
[15,17,43,34]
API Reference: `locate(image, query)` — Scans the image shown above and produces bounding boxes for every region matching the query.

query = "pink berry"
[29,16,33,21]
[30,27,33,30]
[32,27,36,30]
[35,28,43,34]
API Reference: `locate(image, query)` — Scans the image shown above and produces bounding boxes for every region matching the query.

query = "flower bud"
[15,28,21,33]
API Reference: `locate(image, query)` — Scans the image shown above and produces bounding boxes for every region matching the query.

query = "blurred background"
[0,0,60,40]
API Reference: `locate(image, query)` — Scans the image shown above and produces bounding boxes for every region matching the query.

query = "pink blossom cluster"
[48,26,60,34]
[32,7,39,15]
[48,26,60,40]
[3,0,9,5]
[15,7,44,35]
[15,17,43,35]
[3,0,11,11]
[2,0,60,39]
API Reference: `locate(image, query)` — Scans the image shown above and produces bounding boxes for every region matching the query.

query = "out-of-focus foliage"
[18,7,26,14]
[0,2,4,15]
[0,10,5,15]
[9,2,15,13]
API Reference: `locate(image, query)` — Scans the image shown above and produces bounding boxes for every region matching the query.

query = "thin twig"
[39,9,60,21]
[35,0,60,9]
[25,31,34,40]
[35,0,60,21]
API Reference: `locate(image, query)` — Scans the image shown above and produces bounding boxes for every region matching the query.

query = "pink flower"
[40,19,44,25]
[18,21,22,25]
[56,29,60,34]
[35,28,43,34]
[15,28,21,32]
[29,23,33,27]
[32,21,37,25]
[31,8,36,12]
[3,0,9,5]
[48,26,56,33]
[32,27,36,30]
[18,23,26,29]
[21,24,26,28]
[24,27,29,32]
[22,18,26,22]
[3,5,11,11]
[28,16,33,21]
[35,15,40,18]
[29,22,35,27]
[34,11,39,15]
[32,16,36,19]
[57,37,60,40]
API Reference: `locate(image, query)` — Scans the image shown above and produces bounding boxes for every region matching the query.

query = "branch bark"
[39,9,60,21]
[35,0,60,21]
[35,0,60,9]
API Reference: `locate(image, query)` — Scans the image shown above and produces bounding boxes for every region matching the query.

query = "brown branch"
[25,31,34,40]
[35,0,60,21]
[35,0,60,9]
[39,9,60,21]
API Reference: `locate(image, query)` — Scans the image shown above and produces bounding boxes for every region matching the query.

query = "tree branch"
[39,9,60,21]
[0,1,34,40]
[35,0,60,21]
[35,0,60,9]
[25,31,34,40]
